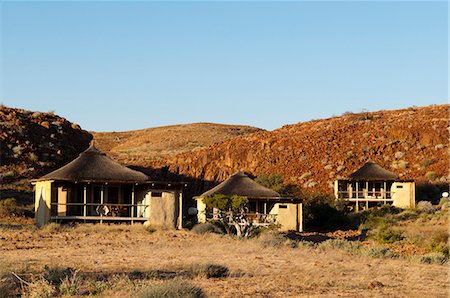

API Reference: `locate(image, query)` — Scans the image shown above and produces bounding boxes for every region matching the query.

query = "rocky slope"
[149,105,449,194]
[92,123,262,164]
[0,107,92,190]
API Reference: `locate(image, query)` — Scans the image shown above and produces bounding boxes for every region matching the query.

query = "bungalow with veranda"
[195,171,303,232]
[32,143,187,228]
[334,160,415,211]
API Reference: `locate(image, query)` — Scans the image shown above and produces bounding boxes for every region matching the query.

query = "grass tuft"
[189,264,229,278]
[138,280,205,298]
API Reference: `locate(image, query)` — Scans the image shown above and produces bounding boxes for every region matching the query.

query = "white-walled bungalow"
[195,171,303,232]
[334,160,415,211]
[32,144,186,228]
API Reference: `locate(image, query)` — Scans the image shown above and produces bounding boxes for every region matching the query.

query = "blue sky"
[0,1,448,132]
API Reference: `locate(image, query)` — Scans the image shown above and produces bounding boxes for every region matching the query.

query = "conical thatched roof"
[200,171,280,198]
[348,161,398,181]
[41,144,148,182]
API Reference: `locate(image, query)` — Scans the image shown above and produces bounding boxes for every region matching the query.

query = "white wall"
[391,181,415,208]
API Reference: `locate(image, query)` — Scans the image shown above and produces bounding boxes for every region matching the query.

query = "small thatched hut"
[195,171,303,232]
[334,160,415,211]
[32,144,186,228]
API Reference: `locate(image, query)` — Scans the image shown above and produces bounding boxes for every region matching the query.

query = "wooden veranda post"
[100,185,104,224]
[131,184,135,224]
[83,185,87,222]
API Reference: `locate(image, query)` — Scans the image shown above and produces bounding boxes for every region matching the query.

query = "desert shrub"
[358,214,389,232]
[414,253,448,265]
[0,275,21,297]
[0,198,19,216]
[138,280,205,298]
[370,225,404,244]
[88,280,110,295]
[25,278,56,298]
[364,247,399,259]
[421,158,435,168]
[417,201,435,214]
[425,171,438,181]
[43,266,75,286]
[191,222,224,235]
[318,239,362,254]
[427,231,449,256]
[303,192,351,231]
[258,231,286,248]
[143,222,156,233]
[189,264,229,278]
[41,222,65,233]
[59,270,83,296]
[297,240,315,248]
[250,224,281,238]
[395,209,419,221]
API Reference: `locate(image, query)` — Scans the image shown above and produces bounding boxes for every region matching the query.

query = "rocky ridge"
[0,106,92,189]
[149,105,449,194]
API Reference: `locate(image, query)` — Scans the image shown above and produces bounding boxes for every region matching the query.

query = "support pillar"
[131,184,135,224]
[178,192,183,229]
[100,185,104,224]
[83,185,87,222]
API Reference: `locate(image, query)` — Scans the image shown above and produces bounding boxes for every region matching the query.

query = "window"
[152,192,162,197]
[279,205,288,209]
[397,185,403,189]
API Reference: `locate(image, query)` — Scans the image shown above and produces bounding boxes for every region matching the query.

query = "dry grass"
[0,223,448,297]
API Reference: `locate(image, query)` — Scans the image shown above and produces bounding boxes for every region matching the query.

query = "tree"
[255,173,301,197]
[203,194,252,237]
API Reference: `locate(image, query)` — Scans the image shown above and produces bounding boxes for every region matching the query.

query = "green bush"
[255,173,301,196]
[395,210,419,221]
[427,231,449,256]
[191,222,224,235]
[303,192,351,231]
[138,280,205,298]
[358,215,389,231]
[371,224,404,244]
[203,194,248,212]
[189,264,229,278]
[250,224,281,238]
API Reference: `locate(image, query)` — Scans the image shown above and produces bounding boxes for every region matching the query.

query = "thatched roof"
[348,161,398,181]
[40,144,149,182]
[199,171,281,198]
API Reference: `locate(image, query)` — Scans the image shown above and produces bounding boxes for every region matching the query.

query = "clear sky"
[0,1,448,132]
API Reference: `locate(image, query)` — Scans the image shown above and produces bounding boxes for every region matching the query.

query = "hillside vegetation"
[150,105,449,195]
[92,123,262,164]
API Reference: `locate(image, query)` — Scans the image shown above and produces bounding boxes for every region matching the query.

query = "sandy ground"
[0,224,448,297]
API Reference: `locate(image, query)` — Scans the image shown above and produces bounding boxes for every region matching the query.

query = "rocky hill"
[0,106,92,190]
[92,123,262,165]
[149,105,449,195]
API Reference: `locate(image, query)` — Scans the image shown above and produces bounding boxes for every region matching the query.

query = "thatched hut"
[32,144,186,228]
[195,171,303,232]
[334,160,415,211]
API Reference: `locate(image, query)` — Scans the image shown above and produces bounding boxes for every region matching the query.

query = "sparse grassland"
[0,219,448,297]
